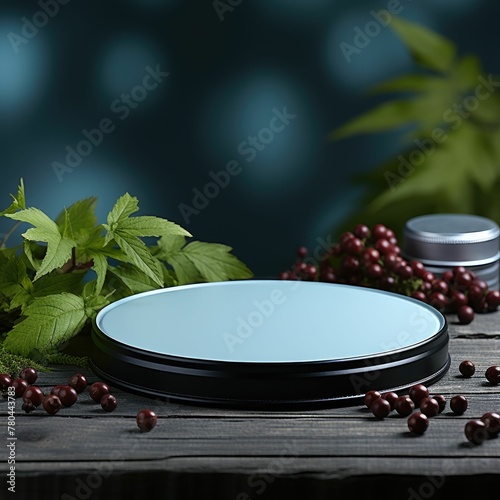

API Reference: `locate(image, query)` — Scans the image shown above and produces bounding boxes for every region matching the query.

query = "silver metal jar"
[402,214,500,290]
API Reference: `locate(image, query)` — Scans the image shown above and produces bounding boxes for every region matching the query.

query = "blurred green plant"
[330,16,500,237]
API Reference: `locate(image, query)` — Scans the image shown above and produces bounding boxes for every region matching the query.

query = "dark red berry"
[429,292,447,312]
[432,280,449,295]
[408,412,429,434]
[371,224,387,241]
[481,412,500,438]
[58,385,78,407]
[375,238,391,254]
[100,394,118,412]
[441,270,454,283]
[450,395,468,415]
[419,397,439,418]
[0,374,12,391]
[457,305,474,325]
[411,291,427,302]
[408,384,429,406]
[89,382,110,402]
[394,396,415,416]
[410,260,426,278]
[485,365,500,385]
[459,360,475,377]
[12,378,28,398]
[354,224,370,239]
[136,409,157,432]
[381,392,399,410]
[42,395,62,415]
[456,271,473,287]
[345,237,363,256]
[22,386,44,407]
[68,373,87,394]
[486,290,500,310]
[362,247,380,264]
[22,400,36,413]
[464,419,488,445]
[51,385,65,396]
[449,291,467,311]
[19,367,38,384]
[363,390,381,408]
[296,246,308,258]
[366,263,383,279]
[371,397,391,419]
[430,394,446,413]
[467,285,483,303]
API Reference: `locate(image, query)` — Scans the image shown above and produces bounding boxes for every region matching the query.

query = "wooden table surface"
[2,311,500,499]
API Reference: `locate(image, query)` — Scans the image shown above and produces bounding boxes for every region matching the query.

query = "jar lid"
[91,280,449,409]
[403,214,500,266]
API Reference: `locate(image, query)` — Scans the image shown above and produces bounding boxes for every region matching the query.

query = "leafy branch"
[330,16,500,236]
[0,180,253,370]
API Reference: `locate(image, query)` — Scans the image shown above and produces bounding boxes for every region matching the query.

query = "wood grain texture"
[1,310,500,499]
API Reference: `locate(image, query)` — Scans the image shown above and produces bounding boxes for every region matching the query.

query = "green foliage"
[330,17,500,237]
[0,180,253,366]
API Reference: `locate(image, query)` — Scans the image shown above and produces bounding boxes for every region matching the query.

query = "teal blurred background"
[1,0,498,277]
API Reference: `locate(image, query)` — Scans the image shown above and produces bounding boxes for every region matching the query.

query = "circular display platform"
[90,280,449,408]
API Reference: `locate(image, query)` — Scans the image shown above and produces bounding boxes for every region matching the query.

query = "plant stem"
[0,221,22,247]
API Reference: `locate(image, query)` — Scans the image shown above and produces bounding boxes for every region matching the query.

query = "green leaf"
[105,193,140,229]
[32,272,84,298]
[88,251,108,296]
[118,215,191,238]
[2,293,88,357]
[55,197,98,243]
[329,99,417,139]
[182,241,254,282]
[167,252,203,285]
[112,232,164,286]
[0,179,26,217]
[109,264,160,294]
[390,17,456,73]
[154,235,187,260]
[5,208,75,280]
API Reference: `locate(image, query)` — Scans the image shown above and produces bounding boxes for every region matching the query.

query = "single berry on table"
[58,385,78,407]
[419,397,439,418]
[450,395,468,415]
[0,374,12,391]
[19,367,38,384]
[430,394,446,413]
[12,378,28,398]
[100,394,118,412]
[408,412,429,435]
[22,386,44,407]
[370,397,392,419]
[136,409,158,432]
[381,392,399,410]
[363,390,381,408]
[68,373,88,393]
[394,396,415,417]
[459,360,475,378]
[485,366,500,385]
[42,395,62,415]
[464,419,488,445]
[480,412,500,438]
[89,382,110,402]
[408,384,429,406]
[457,306,474,325]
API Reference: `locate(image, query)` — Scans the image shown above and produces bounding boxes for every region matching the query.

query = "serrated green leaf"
[106,193,140,226]
[0,255,30,298]
[55,197,98,244]
[112,232,164,286]
[119,215,191,238]
[390,17,456,73]
[167,252,203,285]
[2,293,88,357]
[88,251,108,296]
[154,235,187,260]
[5,208,75,280]
[109,264,160,294]
[182,241,253,282]
[0,179,26,217]
[32,272,84,298]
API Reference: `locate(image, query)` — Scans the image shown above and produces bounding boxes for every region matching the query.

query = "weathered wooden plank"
[2,414,500,464]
